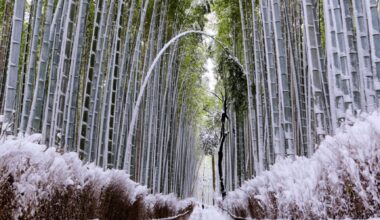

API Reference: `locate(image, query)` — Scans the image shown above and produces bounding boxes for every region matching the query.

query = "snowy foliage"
[200,128,219,155]
[221,112,380,219]
[0,137,194,219]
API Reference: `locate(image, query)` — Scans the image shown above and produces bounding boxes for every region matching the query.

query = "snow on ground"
[190,204,227,220]
[0,136,194,219]
[1,112,380,219]
[194,155,218,205]
[221,112,380,219]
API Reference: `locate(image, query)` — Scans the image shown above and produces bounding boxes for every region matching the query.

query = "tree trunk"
[3,0,25,133]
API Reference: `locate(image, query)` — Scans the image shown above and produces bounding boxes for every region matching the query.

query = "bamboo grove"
[212,0,380,191]
[1,0,380,197]
[0,0,210,197]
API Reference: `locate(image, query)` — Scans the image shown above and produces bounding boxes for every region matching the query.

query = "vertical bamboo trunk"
[270,0,294,156]
[331,0,354,115]
[97,0,123,168]
[49,0,76,148]
[135,0,158,182]
[3,0,25,133]
[27,0,58,134]
[251,0,266,172]
[14,0,36,135]
[122,0,150,173]
[155,0,170,192]
[0,0,14,112]
[364,0,380,108]
[113,0,136,168]
[19,0,43,134]
[303,0,328,152]
[89,0,114,164]
[77,0,106,161]
[238,0,261,175]
[42,0,68,145]
[352,0,376,112]
[64,0,89,151]
[260,0,281,161]
[339,0,361,111]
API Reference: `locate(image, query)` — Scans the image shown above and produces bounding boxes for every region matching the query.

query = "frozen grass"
[220,112,380,219]
[0,135,194,219]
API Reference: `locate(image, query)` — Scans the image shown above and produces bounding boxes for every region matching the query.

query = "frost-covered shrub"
[0,137,194,219]
[221,113,380,219]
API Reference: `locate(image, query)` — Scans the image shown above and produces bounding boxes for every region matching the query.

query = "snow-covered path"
[189,204,227,220]
[194,155,217,205]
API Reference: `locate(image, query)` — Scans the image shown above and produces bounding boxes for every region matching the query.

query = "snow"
[190,204,228,220]
[221,112,380,219]
[1,112,380,219]
[0,136,194,219]
[194,155,218,205]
